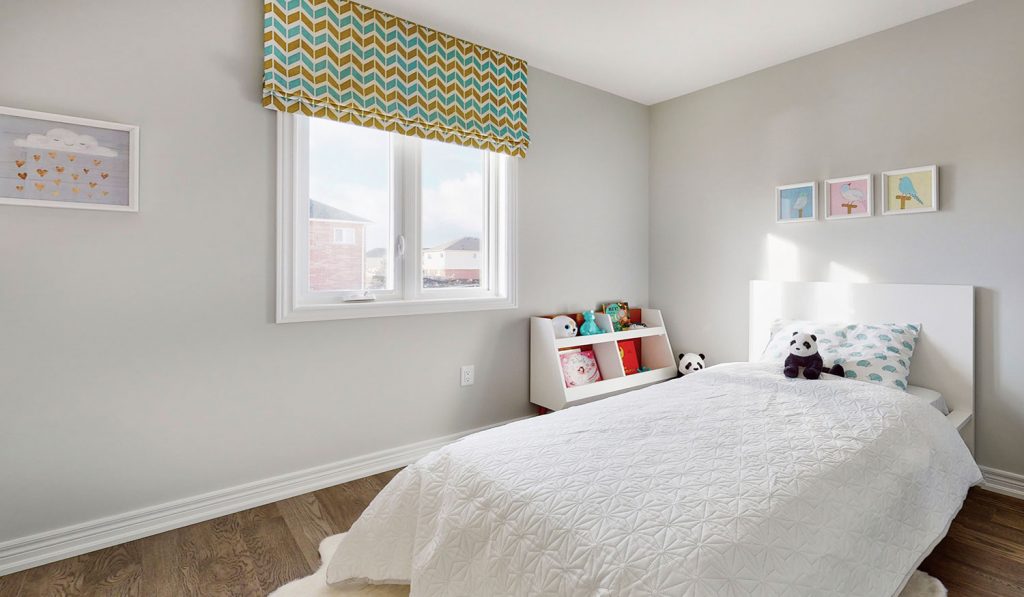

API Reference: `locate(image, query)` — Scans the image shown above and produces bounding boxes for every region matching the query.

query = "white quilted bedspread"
[326,363,981,596]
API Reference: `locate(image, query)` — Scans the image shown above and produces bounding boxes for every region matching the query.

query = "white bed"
[749,280,975,451]
[324,282,982,596]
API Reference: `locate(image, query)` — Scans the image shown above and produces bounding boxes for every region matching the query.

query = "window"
[277,114,516,322]
[332,228,356,245]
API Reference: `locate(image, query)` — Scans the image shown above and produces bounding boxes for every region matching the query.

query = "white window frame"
[276,113,517,323]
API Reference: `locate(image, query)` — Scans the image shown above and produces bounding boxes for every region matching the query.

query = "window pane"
[307,119,392,292]
[420,140,485,289]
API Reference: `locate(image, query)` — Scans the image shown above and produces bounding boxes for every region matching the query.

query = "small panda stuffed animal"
[678,352,706,377]
[784,331,845,380]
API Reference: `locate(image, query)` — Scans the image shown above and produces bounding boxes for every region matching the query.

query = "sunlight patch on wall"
[828,261,869,284]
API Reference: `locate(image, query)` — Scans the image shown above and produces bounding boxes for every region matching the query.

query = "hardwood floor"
[2,478,1022,596]
[920,488,1024,596]
[1,470,399,597]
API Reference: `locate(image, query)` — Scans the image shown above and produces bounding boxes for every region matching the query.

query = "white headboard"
[749,280,974,451]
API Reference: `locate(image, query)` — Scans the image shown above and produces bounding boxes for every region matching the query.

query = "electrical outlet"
[461,365,475,387]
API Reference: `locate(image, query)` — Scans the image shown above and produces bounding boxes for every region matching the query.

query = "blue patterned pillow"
[761,320,920,391]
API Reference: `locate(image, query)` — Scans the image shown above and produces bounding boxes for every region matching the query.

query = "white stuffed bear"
[678,352,706,377]
[551,315,578,339]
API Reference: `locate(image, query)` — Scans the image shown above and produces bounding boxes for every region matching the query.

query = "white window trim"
[276,113,517,323]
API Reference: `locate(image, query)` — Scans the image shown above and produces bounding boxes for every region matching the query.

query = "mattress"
[326,362,982,596]
[906,384,950,415]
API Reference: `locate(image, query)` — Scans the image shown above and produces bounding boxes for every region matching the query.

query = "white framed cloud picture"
[0,106,138,212]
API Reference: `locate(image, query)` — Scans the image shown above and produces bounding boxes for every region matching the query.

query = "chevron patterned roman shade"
[263,0,529,157]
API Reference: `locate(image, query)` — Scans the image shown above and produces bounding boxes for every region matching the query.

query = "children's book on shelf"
[602,301,631,331]
[559,348,602,388]
[618,339,641,375]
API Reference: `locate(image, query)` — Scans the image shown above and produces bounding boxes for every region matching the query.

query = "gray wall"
[0,0,649,542]
[650,0,1024,475]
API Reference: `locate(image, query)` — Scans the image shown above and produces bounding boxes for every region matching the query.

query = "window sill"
[276,294,517,323]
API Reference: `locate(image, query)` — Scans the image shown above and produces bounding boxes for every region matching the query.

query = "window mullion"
[389,132,403,300]
[484,153,498,293]
[403,136,421,300]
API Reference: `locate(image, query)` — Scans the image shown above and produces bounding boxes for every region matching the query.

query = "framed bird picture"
[825,174,872,220]
[0,106,139,212]
[775,181,817,223]
[881,165,937,215]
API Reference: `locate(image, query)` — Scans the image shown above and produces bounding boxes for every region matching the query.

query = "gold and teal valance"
[263,0,529,157]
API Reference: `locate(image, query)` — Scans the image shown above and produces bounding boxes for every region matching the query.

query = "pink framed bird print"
[825,174,872,220]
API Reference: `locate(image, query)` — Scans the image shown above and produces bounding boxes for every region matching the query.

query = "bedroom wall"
[0,0,649,543]
[650,0,1024,476]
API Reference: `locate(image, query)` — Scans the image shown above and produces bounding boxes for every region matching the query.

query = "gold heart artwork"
[71,173,80,181]
[15,159,26,168]
[93,159,102,166]
[34,182,45,191]
[72,187,80,193]
[55,165,65,173]
[52,191,60,197]
[33,154,41,162]
[53,179,62,186]
[88,182,98,188]
[17,172,28,180]
[16,185,24,192]
[36,168,48,177]
[83,168,90,174]
[100,173,109,180]
[101,191,109,197]
[68,155,76,162]
[47,151,57,159]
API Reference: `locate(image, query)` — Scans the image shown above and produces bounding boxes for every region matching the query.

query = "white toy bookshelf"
[530,308,677,411]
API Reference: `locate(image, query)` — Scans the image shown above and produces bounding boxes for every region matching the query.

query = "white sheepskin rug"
[269,534,407,597]
[270,533,946,597]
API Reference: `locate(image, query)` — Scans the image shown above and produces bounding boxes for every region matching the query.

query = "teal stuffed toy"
[579,310,602,336]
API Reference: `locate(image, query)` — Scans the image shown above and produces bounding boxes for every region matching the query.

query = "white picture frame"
[881,165,937,216]
[775,181,817,223]
[824,174,873,220]
[0,106,139,212]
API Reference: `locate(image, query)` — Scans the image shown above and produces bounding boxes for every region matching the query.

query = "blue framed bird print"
[776,181,817,223]
[882,165,937,215]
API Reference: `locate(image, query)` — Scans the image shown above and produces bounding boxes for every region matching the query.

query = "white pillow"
[761,320,920,391]
[906,385,950,415]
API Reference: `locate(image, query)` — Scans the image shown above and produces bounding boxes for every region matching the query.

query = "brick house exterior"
[308,200,369,292]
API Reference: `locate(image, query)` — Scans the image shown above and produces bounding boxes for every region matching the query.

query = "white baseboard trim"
[981,465,1024,500]
[0,416,530,577]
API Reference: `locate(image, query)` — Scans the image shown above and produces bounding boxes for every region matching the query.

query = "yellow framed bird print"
[882,165,937,215]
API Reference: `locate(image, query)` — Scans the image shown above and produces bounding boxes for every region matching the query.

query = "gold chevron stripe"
[263,0,528,157]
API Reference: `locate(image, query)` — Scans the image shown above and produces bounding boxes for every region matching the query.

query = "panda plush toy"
[678,352,706,377]
[784,331,845,380]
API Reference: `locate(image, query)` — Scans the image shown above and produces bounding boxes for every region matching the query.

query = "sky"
[308,118,484,252]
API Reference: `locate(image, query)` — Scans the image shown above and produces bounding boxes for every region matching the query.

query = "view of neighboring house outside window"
[308,199,369,291]
[421,237,480,287]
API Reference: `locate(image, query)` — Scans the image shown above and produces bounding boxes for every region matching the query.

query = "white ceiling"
[366,0,971,105]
